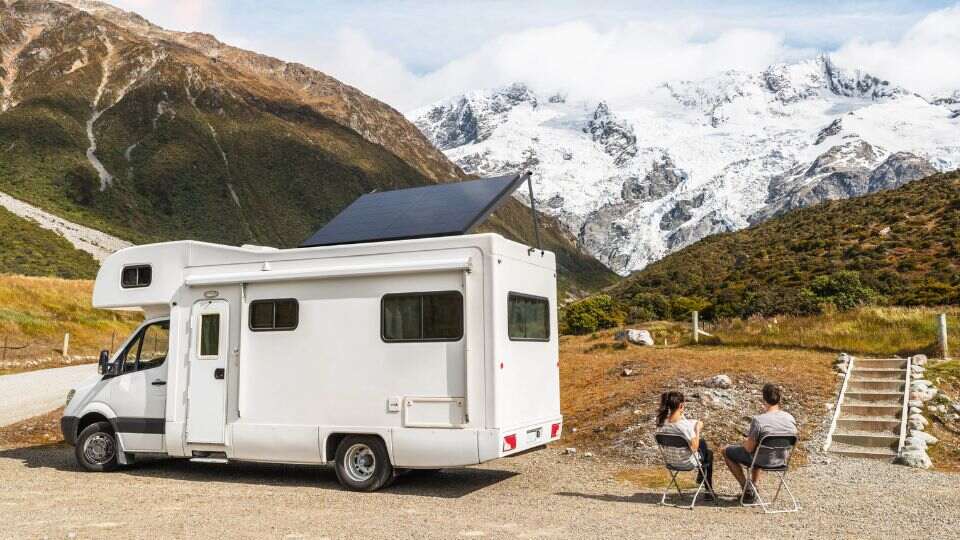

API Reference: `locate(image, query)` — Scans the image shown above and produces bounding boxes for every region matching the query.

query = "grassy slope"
[612,170,960,317]
[0,275,140,373]
[0,206,98,278]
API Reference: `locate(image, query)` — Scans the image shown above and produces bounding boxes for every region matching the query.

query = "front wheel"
[334,435,393,491]
[75,421,119,472]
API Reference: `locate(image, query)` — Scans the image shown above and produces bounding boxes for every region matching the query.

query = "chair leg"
[660,471,683,506]
[744,472,800,514]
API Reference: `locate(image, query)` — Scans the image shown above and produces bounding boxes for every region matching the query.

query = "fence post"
[63,332,70,358]
[939,313,950,360]
[692,311,699,344]
[1,335,6,363]
[110,331,116,353]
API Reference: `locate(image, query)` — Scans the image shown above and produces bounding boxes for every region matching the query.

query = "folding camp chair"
[654,433,717,510]
[740,434,800,514]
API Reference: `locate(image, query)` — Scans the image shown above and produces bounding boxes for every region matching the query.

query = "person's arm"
[689,420,703,452]
[743,418,759,453]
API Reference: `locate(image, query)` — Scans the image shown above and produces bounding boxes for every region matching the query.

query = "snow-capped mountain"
[410,56,960,275]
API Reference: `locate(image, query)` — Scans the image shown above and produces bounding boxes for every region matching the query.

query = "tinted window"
[200,314,220,356]
[249,299,299,331]
[382,291,463,342]
[121,265,152,288]
[118,321,170,373]
[508,293,550,341]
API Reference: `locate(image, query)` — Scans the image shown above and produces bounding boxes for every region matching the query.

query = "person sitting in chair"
[722,383,797,503]
[655,390,714,499]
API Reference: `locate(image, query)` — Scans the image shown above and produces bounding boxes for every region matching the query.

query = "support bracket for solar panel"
[524,171,543,255]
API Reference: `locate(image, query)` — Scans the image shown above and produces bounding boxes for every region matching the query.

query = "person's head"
[656,391,685,426]
[761,383,782,411]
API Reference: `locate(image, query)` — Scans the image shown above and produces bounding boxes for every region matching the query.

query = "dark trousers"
[697,439,715,490]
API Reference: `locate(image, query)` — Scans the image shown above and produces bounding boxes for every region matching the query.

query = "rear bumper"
[61,416,79,446]
[479,417,562,462]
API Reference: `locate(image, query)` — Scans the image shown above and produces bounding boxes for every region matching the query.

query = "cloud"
[832,4,960,98]
[109,0,221,34]
[305,21,795,110]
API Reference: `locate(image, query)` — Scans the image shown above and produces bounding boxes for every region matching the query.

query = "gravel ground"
[0,365,96,427]
[0,444,956,539]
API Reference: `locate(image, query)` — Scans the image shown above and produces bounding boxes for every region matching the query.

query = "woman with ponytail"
[655,391,714,497]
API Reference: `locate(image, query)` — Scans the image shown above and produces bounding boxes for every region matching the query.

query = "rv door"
[186,299,230,444]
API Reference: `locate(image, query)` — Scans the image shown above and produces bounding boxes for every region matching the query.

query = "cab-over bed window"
[121,264,152,288]
[382,291,463,342]
[508,292,550,341]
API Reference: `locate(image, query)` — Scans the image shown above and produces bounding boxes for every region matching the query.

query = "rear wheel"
[334,435,393,491]
[75,421,119,472]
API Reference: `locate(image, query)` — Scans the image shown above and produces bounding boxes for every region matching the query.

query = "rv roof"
[300,173,528,247]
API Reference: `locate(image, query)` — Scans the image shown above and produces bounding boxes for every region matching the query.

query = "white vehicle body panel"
[65,234,561,469]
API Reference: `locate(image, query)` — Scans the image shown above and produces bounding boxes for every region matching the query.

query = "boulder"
[909,413,929,427]
[909,406,923,415]
[897,449,932,469]
[703,375,733,389]
[909,400,923,408]
[621,367,637,377]
[904,437,927,451]
[910,430,939,445]
[615,329,654,346]
[911,354,928,366]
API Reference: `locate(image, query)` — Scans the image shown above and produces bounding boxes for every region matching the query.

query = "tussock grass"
[0,275,140,373]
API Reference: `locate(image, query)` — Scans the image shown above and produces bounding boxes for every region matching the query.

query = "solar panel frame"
[300,173,528,247]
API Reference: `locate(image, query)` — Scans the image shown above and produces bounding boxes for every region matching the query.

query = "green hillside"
[0,206,98,279]
[610,170,960,320]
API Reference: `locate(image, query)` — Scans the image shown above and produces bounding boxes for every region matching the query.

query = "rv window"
[382,291,463,342]
[508,293,550,341]
[121,265,152,288]
[200,314,220,356]
[249,299,299,331]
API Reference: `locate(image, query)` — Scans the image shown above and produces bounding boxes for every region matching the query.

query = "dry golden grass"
[0,407,64,448]
[0,275,141,374]
[559,330,835,460]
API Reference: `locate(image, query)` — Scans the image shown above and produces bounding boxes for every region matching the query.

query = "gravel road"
[0,444,956,539]
[0,364,96,427]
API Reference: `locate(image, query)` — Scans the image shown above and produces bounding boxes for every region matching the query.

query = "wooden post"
[692,311,699,344]
[110,331,116,353]
[1,336,6,363]
[939,313,950,360]
[63,332,70,358]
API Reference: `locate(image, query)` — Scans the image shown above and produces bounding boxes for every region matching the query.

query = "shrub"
[562,294,626,334]
[801,271,880,312]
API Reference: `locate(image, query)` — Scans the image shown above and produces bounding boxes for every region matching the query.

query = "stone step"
[853,359,907,369]
[839,404,903,418]
[844,391,905,403]
[831,431,900,449]
[836,418,901,433]
[848,380,905,392]
[828,442,898,461]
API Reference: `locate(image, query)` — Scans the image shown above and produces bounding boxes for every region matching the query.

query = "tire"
[334,435,393,491]
[75,421,120,472]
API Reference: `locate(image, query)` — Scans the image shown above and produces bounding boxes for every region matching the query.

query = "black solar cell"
[301,173,528,247]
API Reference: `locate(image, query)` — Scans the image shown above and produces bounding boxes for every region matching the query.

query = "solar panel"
[301,173,528,247]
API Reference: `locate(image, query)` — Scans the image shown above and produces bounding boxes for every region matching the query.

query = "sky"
[108,1,960,110]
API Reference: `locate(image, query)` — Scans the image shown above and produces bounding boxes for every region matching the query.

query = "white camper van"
[61,175,562,491]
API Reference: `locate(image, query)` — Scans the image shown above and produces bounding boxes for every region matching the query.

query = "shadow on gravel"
[0,443,516,499]
[555,491,744,508]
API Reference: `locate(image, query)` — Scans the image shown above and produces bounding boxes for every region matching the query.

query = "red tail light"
[551,423,561,438]
[503,434,517,451]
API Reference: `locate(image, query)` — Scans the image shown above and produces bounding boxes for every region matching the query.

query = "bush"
[562,294,626,334]
[801,271,880,312]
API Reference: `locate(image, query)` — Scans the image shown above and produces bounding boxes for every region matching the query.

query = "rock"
[910,430,939,445]
[911,379,932,389]
[953,403,960,414]
[909,400,923,408]
[909,419,926,431]
[897,449,932,469]
[911,365,925,374]
[621,367,636,377]
[909,414,929,427]
[615,329,654,346]
[633,409,642,415]
[583,452,594,458]
[910,406,923,415]
[911,388,937,402]
[564,448,577,455]
[703,375,733,389]
[911,354,928,366]
[904,438,927,452]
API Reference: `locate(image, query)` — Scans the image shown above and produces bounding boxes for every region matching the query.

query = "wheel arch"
[322,430,393,464]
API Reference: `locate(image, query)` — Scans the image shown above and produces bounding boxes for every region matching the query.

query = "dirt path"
[0,364,96,427]
[0,444,955,539]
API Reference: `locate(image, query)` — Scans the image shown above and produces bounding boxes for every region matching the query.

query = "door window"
[199,314,220,357]
[118,321,170,373]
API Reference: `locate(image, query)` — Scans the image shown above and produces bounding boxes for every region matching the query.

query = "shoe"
[741,490,757,504]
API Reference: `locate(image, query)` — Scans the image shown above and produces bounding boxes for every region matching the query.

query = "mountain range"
[411,57,960,275]
[0,0,613,293]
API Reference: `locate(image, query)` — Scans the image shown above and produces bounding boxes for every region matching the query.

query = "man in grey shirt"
[722,383,797,503]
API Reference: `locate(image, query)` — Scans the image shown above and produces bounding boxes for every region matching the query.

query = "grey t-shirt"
[747,409,797,467]
[657,417,700,467]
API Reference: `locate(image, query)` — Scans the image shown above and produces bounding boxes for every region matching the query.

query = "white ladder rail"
[824,356,855,452]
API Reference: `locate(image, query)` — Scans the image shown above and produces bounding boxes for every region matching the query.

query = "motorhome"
[60,174,562,491]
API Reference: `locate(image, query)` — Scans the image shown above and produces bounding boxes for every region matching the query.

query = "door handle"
[214,368,225,380]
[151,380,167,386]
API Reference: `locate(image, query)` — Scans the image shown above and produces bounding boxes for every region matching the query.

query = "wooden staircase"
[825,357,911,461]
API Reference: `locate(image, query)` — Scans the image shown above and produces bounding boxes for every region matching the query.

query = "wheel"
[334,435,393,491]
[75,421,119,472]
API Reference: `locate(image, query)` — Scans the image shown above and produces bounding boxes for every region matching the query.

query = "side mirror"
[98,350,110,375]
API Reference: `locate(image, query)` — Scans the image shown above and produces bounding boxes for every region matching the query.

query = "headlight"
[65,389,76,406]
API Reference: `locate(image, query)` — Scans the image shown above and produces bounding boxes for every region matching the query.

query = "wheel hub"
[344,443,376,482]
[83,432,115,465]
